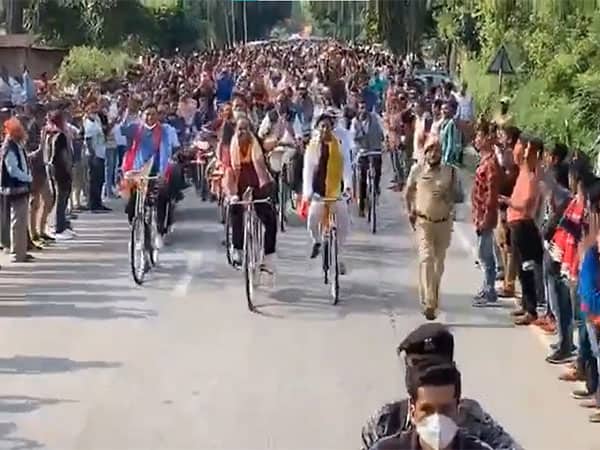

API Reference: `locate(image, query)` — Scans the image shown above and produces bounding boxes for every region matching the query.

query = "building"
[0,34,67,78]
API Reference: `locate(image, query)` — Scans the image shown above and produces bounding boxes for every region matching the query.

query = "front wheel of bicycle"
[148,208,160,267]
[224,204,233,266]
[330,227,340,305]
[243,214,255,311]
[370,175,377,234]
[130,216,146,285]
[278,179,286,233]
[322,236,330,285]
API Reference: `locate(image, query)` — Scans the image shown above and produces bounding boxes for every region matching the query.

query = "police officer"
[360,324,521,450]
[405,137,458,320]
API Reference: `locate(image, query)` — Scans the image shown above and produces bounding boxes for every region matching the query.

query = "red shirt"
[472,151,501,231]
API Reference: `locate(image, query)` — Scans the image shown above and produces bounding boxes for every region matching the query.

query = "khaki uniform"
[406,163,455,310]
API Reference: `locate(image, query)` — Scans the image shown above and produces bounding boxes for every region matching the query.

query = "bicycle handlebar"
[228,198,271,206]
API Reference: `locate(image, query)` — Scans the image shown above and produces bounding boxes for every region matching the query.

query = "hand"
[498,195,510,206]
[409,211,417,230]
[229,194,239,203]
[298,197,310,220]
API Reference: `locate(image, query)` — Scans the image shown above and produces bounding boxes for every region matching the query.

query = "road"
[0,169,598,450]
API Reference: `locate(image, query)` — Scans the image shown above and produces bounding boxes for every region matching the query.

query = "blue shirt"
[361,87,377,112]
[578,245,600,317]
[216,73,234,104]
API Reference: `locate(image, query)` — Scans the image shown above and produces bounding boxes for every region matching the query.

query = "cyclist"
[352,99,385,217]
[300,110,352,273]
[224,116,277,274]
[121,103,177,241]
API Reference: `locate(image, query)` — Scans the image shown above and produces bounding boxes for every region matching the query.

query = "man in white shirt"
[83,101,110,212]
[454,82,475,145]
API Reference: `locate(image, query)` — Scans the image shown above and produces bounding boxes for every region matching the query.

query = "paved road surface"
[0,172,598,450]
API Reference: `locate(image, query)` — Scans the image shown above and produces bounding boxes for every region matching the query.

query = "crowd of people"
[466,106,600,422]
[1,36,599,448]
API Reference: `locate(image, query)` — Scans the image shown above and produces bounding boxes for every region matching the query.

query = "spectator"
[25,103,54,247]
[83,101,111,212]
[502,135,543,325]
[46,110,74,241]
[471,120,501,306]
[440,101,462,166]
[0,117,33,262]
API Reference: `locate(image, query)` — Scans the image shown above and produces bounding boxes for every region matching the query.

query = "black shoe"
[310,243,321,259]
[40,233,55,242]
[424,308,437,321]
[175,191,185,202]
[100,205,112,212]
[358,209,366,218]
[546,350,573,365]
[11,254,35,263]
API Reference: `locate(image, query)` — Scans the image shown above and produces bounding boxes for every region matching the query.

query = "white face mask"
[416,413,458,450]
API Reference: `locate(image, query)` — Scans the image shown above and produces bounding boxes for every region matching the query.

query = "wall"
[0,47,66,78]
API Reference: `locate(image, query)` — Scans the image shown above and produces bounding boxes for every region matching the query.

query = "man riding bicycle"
[121,103,177,241]
[301,110,352,274]
[352,100,385,217]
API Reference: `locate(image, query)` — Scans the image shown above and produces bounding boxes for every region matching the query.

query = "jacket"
[352,114,384,152]
[361,398,521,450]
[371,429,493,450]
[0,138,32,197]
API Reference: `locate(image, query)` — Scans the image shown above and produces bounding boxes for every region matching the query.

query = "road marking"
[173,251,205,297]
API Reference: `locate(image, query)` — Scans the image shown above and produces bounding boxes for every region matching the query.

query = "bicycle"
[124,159,160,286]
[268,143,297,232]
[314,194,344,305]
[356,150,381,234]
[228,187,271,311]
[191,141,213,201]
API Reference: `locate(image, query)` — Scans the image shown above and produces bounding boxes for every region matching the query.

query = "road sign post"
[487,45,514,95]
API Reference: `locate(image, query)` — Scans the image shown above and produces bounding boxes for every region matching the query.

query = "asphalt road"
[0,171,598,450]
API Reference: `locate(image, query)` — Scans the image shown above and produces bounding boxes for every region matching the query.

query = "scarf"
[225,133,272,195]
[551,197,586,280]
[305,132,343,198]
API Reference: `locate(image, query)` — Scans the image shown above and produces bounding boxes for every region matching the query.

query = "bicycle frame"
[228,188,271,311]
[315,195,343,305]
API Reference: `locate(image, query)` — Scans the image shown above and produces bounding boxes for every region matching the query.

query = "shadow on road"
[0,355,121,375]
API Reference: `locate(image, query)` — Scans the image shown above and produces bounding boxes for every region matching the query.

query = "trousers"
[88,155,105,210]
[415,218,453,310]
[358,153,382,212]
[510,219,543,315]
[307,200,350,248]
[10,195,29,260]
[230,202,277,255]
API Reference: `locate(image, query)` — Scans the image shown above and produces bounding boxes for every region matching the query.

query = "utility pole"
[243,0,248,43]
[6,0,24,34]
[230,0,236,45]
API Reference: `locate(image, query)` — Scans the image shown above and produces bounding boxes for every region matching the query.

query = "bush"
[57,46,133,86]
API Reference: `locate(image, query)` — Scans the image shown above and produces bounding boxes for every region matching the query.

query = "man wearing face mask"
[352,99,385,217]
[371,362,492,450]
[362,324,519,450]
[405,137,459,320]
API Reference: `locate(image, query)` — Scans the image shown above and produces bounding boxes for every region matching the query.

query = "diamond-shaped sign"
[487,45,515,75]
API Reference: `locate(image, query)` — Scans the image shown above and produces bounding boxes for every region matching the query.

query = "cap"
[397,323,454,361]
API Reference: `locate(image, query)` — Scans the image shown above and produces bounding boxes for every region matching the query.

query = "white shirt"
[454,93,474,121]
[84,115,106,159]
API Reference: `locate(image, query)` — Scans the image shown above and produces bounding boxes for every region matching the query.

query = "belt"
[416,213,449,223]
